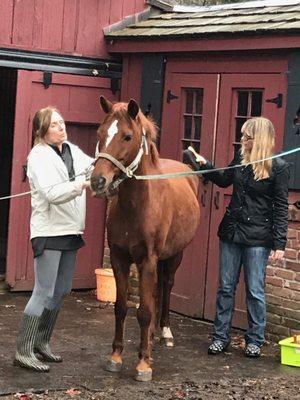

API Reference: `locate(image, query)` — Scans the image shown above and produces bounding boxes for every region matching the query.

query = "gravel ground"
[1,291,299,400]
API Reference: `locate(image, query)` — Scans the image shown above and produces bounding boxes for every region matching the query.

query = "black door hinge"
[266,93,283,108]
[110,78,120,94]
[167,89,179,103]
[43,71,52,89]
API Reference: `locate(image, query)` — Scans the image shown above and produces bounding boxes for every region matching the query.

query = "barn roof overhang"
[106,32,300,54]
[105,0,300,54]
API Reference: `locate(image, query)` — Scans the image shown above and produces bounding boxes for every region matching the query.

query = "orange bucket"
[95,268,116,302]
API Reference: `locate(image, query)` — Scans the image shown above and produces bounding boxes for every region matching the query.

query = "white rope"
[1,146,299,201]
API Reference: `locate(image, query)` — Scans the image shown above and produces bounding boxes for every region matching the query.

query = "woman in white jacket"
[14,107,93,372]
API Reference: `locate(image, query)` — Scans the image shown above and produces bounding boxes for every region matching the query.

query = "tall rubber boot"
[14,314,50,372]
[34,308,62,362]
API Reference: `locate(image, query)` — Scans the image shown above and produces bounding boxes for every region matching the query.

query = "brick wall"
[265,204,300,342]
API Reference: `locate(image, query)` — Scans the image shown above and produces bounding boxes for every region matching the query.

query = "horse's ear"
[127,99,139,120]
[100,96,113,113]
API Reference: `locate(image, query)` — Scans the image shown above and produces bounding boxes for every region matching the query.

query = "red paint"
[0,0,147,58]
[153,57,287,325]
[108,34,300,54]
[120,55,143,102]
[160,73,218,317]
[6,70,119,291]
[204,72,287,327]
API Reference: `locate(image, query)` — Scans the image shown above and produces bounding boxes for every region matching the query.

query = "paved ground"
[0,291,299,399]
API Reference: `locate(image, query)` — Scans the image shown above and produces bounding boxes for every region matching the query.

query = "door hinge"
[266,93,283,108]
[110,78,120,94]
[167,89,179,103]
[43,71,52,89]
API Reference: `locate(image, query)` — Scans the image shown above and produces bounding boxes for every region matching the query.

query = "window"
[233,90,263,156]
[182,89,203,153]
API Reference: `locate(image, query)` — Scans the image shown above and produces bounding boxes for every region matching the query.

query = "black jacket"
[204,156,289,250]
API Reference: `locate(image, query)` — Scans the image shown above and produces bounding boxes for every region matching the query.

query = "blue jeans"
[213,241,271,347]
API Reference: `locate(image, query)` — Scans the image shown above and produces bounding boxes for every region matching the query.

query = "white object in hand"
[188,146,207,165]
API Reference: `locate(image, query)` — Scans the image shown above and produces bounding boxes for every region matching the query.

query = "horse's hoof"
[105,359,122,372]
[161,337,174,347]
[134,369,153,382]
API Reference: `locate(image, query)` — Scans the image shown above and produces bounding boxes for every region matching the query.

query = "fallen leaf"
[18,394,29,400]
[66,388,81,396]
[174,388,185,398]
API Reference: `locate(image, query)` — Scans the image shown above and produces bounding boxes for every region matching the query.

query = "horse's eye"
[123,134,132,142]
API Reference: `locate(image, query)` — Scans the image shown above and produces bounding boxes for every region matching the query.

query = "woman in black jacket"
[183,117,289,358]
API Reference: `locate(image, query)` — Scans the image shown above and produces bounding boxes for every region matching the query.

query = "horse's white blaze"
[106,119,118,147]
[162,327,173,339]
[95,141,100,157]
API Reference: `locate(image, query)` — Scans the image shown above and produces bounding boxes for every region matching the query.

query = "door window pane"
[195,89,203,114]
[234,89,263,144]
[184,115,192,139]
[182,88,203,155]
[194,116,202,140]
[235,117,247,143]
[186,90,193,113]
[251,91,263,116]
[237,91,248,116]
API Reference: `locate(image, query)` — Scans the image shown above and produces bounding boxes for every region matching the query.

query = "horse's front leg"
[106,247,131,373]
[135,257,158,382]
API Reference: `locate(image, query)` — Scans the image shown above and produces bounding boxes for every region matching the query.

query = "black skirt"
[31,235,85,258]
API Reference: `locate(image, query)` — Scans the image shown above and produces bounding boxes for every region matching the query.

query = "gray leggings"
[24,249,77,317]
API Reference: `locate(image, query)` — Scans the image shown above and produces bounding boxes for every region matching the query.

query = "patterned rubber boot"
[34,308,62,362]
[14,314,50,372]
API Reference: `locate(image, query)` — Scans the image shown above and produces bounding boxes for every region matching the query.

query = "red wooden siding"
[0,0,147,58]
[120,54,143,102]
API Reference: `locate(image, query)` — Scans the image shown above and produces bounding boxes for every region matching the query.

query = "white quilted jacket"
[27,141,93,239]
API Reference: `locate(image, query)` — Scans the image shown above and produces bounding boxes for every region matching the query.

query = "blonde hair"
[32,106,61,146]
[241,117,275,180]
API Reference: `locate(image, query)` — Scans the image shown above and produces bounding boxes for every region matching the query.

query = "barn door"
[160,72,219,317]
[161,70,286,324]
[6,70,118,290]
[204,73,287,327]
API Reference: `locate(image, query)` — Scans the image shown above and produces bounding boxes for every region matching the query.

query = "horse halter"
[93,127,149,192]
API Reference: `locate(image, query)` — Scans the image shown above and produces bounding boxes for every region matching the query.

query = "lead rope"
[133,146,300,181]
[0,146,300,201]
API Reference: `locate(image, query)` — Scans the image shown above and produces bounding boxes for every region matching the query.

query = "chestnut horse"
[91,96,200,381]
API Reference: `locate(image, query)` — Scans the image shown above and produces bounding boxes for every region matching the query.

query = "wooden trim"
[107,34,300,54]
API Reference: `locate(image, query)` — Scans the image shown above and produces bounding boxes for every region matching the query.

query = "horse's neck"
[118,155,156,209]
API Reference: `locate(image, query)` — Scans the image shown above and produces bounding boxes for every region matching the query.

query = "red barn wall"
[0,0,147,59]
[120,54,143,102]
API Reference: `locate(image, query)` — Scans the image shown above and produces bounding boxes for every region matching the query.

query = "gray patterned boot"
[34,308,62,362]
[14,314,50,372]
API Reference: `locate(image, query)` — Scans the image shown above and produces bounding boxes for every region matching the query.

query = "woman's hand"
[269,250,285,261]
[187,146,207,166]
[81,181,91,190]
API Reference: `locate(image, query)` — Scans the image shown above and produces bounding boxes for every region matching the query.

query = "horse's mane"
[110,102,160,167]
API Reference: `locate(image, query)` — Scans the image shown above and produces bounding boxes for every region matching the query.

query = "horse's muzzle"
[90,176,107,193]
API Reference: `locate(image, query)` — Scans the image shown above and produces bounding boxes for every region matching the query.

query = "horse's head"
[91,96,157,196]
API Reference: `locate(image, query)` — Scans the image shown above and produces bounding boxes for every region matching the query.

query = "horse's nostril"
[91,176,106,191]
[98,177,106,189]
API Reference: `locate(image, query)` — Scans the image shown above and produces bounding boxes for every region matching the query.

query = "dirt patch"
[1,377,300,400]
[1,292,299,400]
